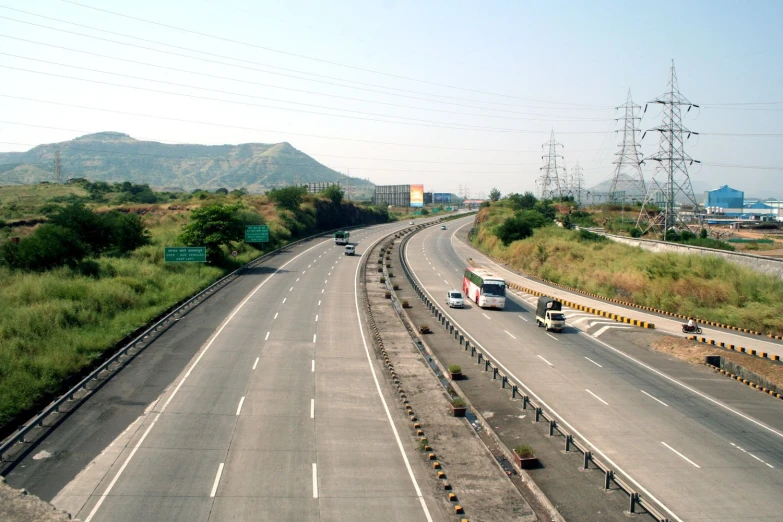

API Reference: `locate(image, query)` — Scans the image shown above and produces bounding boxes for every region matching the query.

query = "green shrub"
[1,225,86,271]
[448,364,462,374]
[514,444,534,457]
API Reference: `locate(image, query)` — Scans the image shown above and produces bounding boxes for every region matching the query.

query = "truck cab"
[536,296,565,332]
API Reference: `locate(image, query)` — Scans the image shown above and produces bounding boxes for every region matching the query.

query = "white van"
[446,290,464,308]
[344,244,356,256]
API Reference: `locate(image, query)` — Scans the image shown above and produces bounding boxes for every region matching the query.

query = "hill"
[0,132,374,198]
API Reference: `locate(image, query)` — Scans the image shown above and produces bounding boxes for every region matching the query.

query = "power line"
[59,0,611,108]
[0,66,614,135]
[0,8,609,112]
[0,51,612,124]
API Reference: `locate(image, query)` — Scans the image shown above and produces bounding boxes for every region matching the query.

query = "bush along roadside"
[0,191,390,431]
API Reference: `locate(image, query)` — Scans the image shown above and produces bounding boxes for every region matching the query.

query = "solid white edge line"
[407,225,685,522]
[84,237,333,522]
[354,227,434,522]
[641,390,669,407]
[252,357,259,370]
[265,331,270,341]
[312,463,318,498]
[585,388,609,405]
[236,396,245,416]
[584,357,603,368]
[310,398,315,419]
[210,462,225,498]
[661,442,700,468]
[504,330,517,340]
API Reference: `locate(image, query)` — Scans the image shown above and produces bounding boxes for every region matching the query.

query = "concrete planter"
[513,450,538,469]
[450,405,467,417]
[449,371,463,380]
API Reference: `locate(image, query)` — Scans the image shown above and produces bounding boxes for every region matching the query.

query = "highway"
[38,222,444,522]
[405,216,783,522]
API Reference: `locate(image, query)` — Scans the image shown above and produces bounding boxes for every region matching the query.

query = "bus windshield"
[481,283,505,297]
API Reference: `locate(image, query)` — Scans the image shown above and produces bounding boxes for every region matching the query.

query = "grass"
[472,206,783,336]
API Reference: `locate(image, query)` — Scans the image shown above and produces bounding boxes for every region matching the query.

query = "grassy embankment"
[0,185,390,428]
[471,204,783,336]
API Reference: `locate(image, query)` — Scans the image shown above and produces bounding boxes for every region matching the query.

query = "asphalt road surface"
[8,220,446,522]
[405,216,783,522]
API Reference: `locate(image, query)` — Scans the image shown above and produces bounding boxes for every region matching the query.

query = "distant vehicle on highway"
[536,296,565,332]
[344,244,356,256]
[463,267,506,309]
[446,290,464,308]
[334,230,350,245]
[409,221,414,225]
[441,224,447,230]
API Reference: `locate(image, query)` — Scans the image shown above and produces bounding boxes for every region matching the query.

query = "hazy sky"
[1,0,781,197]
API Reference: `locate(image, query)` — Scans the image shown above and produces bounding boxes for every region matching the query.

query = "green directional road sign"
[445,207,452,211]
[245,225,269,243]
[165,247,206,263]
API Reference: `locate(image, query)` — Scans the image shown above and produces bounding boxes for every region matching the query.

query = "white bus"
[334,231,350,245]
[463,267,506,309]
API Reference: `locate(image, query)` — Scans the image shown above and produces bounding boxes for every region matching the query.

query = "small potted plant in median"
[402,299,410,308]
[513,444,537,469]
[448,364,463,380]
[384,291,392,299]
[418,324,431,334]
[450,397,467,417]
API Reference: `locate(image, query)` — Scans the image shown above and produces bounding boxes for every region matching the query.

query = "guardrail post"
[549,420,557,436]
[512,385,518,398]
[604,469,614,490]
[477,352,483,364]
[493,367,498,380]
[629,492,639,513]
[501,375,508,389]
[454,330,458,340]
[459,335,464,345]
[565,434,573,452]
[470,346,476,357]
[535,407,542,422]
[464,341,470,352]
[583,451,592,470]
[522,395,529,409]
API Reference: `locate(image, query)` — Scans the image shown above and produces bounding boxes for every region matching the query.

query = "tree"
[508,191,537,210]
[321,185,344,205]
[102,212,150,255]
[48,203,111,255]
[267,186,307,212]
[179,204,244,264]
[495,210,550,245]
[1,225,86,271]
[215,187,229,195]
[489,188,501,202]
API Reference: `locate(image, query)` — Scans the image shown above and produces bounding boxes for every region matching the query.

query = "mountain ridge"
[0,133,374,197]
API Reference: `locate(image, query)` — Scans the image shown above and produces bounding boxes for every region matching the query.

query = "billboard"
[410,184,424,208]
[433,193,452,204]
[374,185,411,207]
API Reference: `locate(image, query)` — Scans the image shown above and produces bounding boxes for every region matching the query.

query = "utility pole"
[637,61,700,239]
[539,129,566,200]
[610,89,647,203]
[54,149,62,184]
[571,162,584,207]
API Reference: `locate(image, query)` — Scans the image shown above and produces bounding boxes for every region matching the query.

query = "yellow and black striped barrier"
[688,335,781,362]
[703,361,783,400]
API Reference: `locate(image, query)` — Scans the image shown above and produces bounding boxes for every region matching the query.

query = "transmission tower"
[570,162,584,206]
[637,61,700,239]
[54,149,62,184]
[539,129,566,199]
[610,89,646,203]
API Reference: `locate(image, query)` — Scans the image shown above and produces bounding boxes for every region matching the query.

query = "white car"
[409,221,414,225]
[441,225,447,230]
[446,290,464,308]
[344,244,355,256]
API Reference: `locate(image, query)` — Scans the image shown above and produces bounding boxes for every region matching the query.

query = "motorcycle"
[682,323,702,334]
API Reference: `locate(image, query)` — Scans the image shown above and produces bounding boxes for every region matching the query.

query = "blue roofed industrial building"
[704,185,744,209]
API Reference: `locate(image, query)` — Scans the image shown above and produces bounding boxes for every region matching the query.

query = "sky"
[0,0,781,198]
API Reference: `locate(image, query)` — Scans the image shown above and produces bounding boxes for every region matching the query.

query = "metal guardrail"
[0,222,372,461]
[397,226,673,522]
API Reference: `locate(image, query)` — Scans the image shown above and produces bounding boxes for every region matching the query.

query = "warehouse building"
[704,185,744,209]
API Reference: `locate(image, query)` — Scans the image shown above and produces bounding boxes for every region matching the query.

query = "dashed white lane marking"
[312,359,315,372]
[444,280,449,285]
[641,390,669,407]
[315,314,319,322]
[310,399,315,419]
[236,396,245,416]
[482,313,491,320]
[584,357,602,368]
[321,288,324,294]
[731,443,775,468]
[437,272,441,277]
[290,287,294,292]
[318,300,321,306]
[302,270,306,274]
[313,334,317,343]
[265,331,270,341]
[210,462,225,497]
[274,312,278,320]
[282,298,286,304]
[545,333,559,341]
[661,442,700,468]
[324,280,328,284]
[504,330,517,339]
[296,278,300,282]
[252,357,259,370]
[328,272,331,276]
[518,315,528,322]
[308,264,312,268]
[537,355,553,367]
[585,389,609,405]
[312,463,318,498]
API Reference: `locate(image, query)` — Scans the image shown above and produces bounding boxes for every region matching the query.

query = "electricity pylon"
[539,129,566,199]
[570,162,584,206]
[610,89,646,203]
[637,61,700,239]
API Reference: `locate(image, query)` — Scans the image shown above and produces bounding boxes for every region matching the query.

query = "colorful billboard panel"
[433,193,452,204]
[410,184,424,207]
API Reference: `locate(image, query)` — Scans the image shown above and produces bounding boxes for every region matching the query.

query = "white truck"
[536,296,566,332]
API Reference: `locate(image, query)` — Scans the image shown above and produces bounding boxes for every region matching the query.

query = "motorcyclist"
[687,318,694,329]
